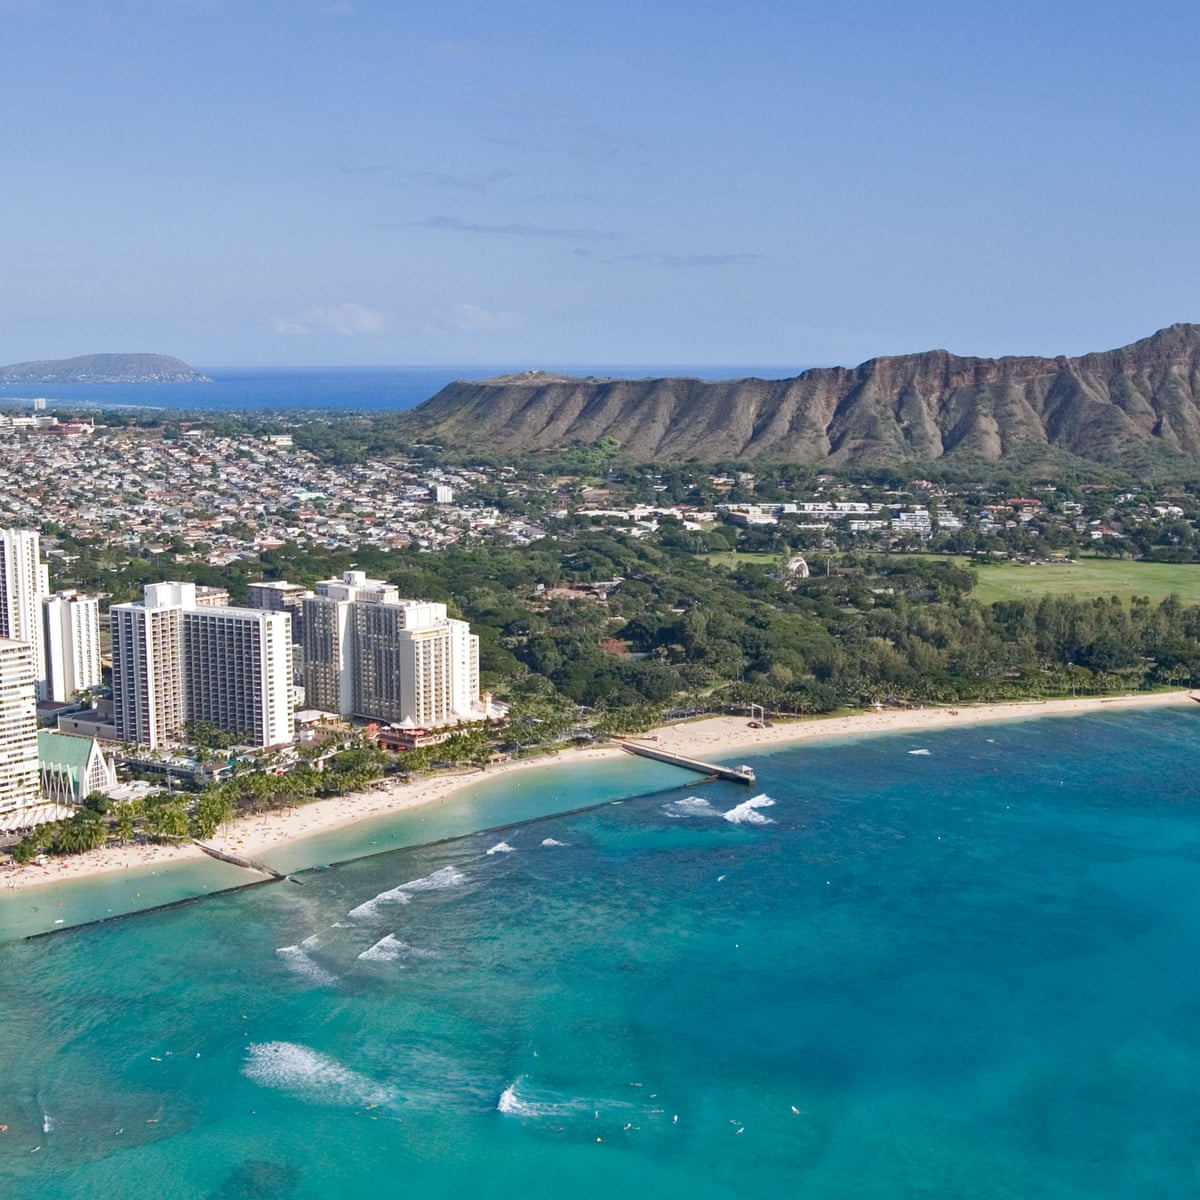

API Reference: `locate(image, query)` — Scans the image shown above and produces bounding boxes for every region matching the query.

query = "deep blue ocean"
[4,706,1200,1198]
[0,364,808,415]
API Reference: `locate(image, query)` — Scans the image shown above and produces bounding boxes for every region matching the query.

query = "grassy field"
[960,558,1200,605]
[699,551,781,568]
[700,549,1200,604]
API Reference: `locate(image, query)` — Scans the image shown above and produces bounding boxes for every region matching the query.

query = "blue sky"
[2,0,1197,369]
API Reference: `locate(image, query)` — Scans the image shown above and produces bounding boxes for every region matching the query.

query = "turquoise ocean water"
[3,707,1200,1198]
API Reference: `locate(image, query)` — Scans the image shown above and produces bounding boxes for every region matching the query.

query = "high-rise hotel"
[111,583,293,749]
[0,528,50,692]
[1,528,101,702]
[302,571,479,727]
[42,590,102,703]
[0,637,39,816]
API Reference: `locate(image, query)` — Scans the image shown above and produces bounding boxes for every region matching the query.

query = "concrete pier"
[616,740,756,785]
[193,840,286,879]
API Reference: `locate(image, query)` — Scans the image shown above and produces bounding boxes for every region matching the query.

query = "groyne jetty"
[192,840,286,879]
[616,740,756,785]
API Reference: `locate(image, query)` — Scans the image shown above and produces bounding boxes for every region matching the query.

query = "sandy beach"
[2,690,1192,893]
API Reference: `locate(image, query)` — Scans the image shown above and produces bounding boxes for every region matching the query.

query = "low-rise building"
[37,729,117,804]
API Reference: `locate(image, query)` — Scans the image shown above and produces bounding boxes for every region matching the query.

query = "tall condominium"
[0,637,40,816]
[41,590,102,702]
[182,604,292,748]
[0,528,50,695]
[247,580,309,643]
[110,583,189,750]
[111,582,293,750]
[302,571,479,726]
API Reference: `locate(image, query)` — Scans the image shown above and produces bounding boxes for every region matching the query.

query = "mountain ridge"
[411,324,1200,467]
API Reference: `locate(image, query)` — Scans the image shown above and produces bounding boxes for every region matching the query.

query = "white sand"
[2,690,1192,893]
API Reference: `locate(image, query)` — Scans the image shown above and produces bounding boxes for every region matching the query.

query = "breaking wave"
[399,866,466,892]
[276,944,338,986]
[722,794,776,826]
[486,842,515,855]
[346,887,412,922]
[541,838,567,847]
[663,796,716,819]
[243,1042,397,1110]
[908,748,931,756]
[497,1077,592,1119]
[348,866,466,921]
[358,935,439,964]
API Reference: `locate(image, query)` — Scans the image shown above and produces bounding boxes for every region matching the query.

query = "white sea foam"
[347,866,466,921]
[497,1077,646,1123]
[243,1042,396,1109]
[358,935,439,964]
[722,794,776,826]
[41,1114,54,1134]
[398,865,466,892]
[497,1077,589,1119]
[486,842,515,855]
[346,886,412,922]
[497,1082,530,1115]
[908,748,931,756]
[541,838,567,847]
[663,796,716,819]
[276,944,338,986]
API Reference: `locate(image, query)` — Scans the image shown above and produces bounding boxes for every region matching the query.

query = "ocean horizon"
[4,705,1200,1198]
[0,363,815,415]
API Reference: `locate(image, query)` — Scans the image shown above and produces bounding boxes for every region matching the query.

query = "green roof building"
[37,729,116,805]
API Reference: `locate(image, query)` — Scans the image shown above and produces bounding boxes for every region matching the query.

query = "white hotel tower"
[0,529,50,695]
[111,582,293,750]
[303,571,479,727]
[0,637,39,816]
[42,590,102,702]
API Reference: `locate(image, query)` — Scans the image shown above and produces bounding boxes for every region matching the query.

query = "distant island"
[0,353,209,384]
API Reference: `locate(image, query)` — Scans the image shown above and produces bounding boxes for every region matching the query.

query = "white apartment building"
[42,590,102,702]
[183,605,293,748]
[0,528,50,696]
[111,584,188,750]
[0,637,40,815]
[302,570,479,727]
[111,582,293,750]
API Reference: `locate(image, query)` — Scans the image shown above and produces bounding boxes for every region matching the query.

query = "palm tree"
[114,804,136,845]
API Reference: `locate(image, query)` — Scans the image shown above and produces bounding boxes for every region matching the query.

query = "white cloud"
[272,303,390,336]
[447,303,521,333]
[422,303,522,335]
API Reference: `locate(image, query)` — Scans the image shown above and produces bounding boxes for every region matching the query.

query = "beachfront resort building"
[182,602,293,748]
[41,590,102,702]
[0,637,40,816]
[301,570,479,727]
[0,528,50,697]
[111,582,293,750]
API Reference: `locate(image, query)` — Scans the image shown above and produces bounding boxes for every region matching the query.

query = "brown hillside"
[410,324,1200,466]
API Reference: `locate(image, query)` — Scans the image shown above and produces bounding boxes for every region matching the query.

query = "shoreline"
[2,690,1192,894]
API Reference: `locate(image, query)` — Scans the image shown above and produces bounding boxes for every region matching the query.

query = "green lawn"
[699,551,781,568]
[960,557,1200,605]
